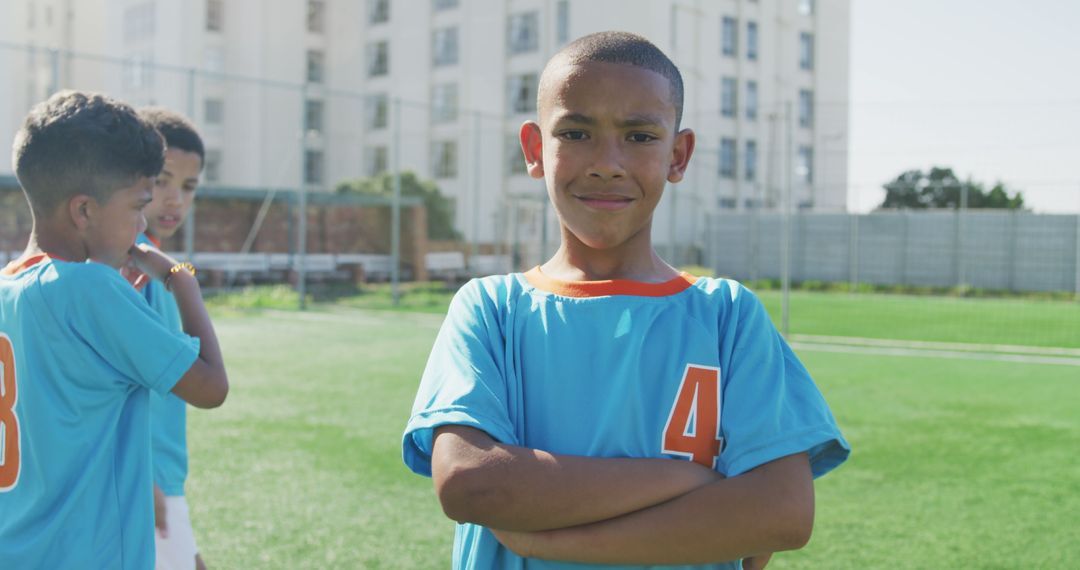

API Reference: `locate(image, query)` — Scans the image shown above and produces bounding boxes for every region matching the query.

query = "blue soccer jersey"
[0,256,200,569]
[403,268,850,570]
[137,234,190,497]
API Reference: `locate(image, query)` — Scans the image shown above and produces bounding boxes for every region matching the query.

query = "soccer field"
[188,299,1079,569]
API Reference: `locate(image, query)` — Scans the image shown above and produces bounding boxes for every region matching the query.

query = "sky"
[847,0,1080,213]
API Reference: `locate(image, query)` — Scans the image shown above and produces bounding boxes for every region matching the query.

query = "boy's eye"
[558,130,587,141]
[628,133,657,143]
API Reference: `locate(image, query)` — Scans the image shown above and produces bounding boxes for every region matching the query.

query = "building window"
[305,99,324,135]
[556,1,570,44]
[721,17,737,57]
[746,81,758,120]
[432,27,459,67]
[306,50,325,83]
[206,0,223,32]
[307,0,325,33]
[123,3,155,43]
[799,89,813,128]
[799,32,814,70]
[369,0,389,24]
[367,94,388,130]
[747,21,758,61]
[304,150,324,185]
[798,0,815,16]
[432,141,458,178]
[431,83,458,124]
[507,73,538,115]
[798,146,814,183]
[204,98,224,126]
[508,12,539,54]
[721,77,737,118]
[204,149,222,183]
[506,135,526,176]
[720,138,736,179]
[745,140,757,181]
[368,41,389,77]
[433,0,458,11]
[366,146,388,176]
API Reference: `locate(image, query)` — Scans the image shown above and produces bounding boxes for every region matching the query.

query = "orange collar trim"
[1,253,63,276]
[524,266,698,298]
[145,233,162,248]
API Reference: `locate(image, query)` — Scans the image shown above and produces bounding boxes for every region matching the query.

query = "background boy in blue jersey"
[403,32,850,569]
[0,91,229,569]
[135,108,210,570]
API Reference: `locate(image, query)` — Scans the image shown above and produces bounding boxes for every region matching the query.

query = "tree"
[879,166,1025,210]
[336,171,462,240]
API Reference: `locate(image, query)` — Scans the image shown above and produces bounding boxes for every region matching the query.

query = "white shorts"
[155,495,200,570]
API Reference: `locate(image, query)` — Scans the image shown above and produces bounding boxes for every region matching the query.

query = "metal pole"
[471,112,481,271]
[958,181,969,288]
[391,98,402,305]
[849,210,859,292]
[1074,186,1080,301]
[48,48,60,94]
[297,83,309,310]
[781,101,792,338]
[184,68,196,262]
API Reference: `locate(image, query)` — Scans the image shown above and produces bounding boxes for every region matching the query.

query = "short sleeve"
[717,286,849,478]
[402,280,518,477]
[65,264,199,396]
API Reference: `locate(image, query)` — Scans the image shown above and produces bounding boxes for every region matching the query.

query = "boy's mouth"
[155,214,182,229]
[576,193,634,211]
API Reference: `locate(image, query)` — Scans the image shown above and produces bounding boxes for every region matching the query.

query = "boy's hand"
[153,484,169,538]
[742,553,773,570]
[128,243,180,282]
[491,529,538,559]
[120,257,150,290]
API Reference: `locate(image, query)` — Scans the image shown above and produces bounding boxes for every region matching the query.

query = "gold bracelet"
[164,262,196,290]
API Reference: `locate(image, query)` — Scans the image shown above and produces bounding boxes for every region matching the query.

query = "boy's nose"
[137,213,148,234]
[587,138,626,181]
[162,186,183,206]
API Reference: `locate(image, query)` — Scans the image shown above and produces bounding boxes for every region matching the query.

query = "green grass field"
[187,292,1080,568]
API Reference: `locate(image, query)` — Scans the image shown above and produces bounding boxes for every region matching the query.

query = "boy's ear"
[68,195,94,230]
[667,128,696,184]
[519,121,545,179]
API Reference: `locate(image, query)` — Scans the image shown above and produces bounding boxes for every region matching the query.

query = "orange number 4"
[662,364,723,468]
[0,333,21,491]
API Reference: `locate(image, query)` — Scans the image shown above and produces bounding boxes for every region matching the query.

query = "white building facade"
[1,0,849,258]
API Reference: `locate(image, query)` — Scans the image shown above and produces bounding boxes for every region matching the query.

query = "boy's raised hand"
[128,243,180,283]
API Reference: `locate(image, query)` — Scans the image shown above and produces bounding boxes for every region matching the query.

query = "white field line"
[791,341,1080,367]
[791,334,1080,358]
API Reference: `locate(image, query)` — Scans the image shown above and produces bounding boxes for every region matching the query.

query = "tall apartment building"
[0,0,849,255]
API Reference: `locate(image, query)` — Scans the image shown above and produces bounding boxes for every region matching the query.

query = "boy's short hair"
[539,31,685,128]
[11,90,164,215]
[138,107,205,167]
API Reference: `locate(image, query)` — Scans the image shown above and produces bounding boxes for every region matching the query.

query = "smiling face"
[82,176,154,269]
[521,60,694,254]
[143,147,201,239]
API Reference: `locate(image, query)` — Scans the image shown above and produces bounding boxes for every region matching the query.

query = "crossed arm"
[431,425,814,565]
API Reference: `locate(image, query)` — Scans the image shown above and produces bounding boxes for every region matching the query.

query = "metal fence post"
[391,97,402,305]
[848,211,859,292]
[781,101,792,338]
[184,67,196,262]
[296,82,309,310]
